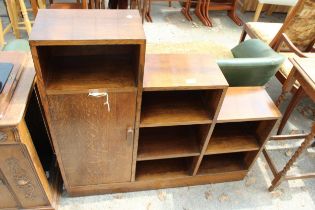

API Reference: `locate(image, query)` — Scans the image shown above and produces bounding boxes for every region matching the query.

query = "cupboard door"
[0,171,18,209]
[0,144,49,208]
[48,91,137,186]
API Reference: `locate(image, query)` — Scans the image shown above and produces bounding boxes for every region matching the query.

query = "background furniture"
[144,0,173,22]
[253,0,298,21]
[240,0,315,89]
[239,0,295,12]
[217,39,285,86]
[0,52,60,210]
[264,58,315,191]
[182,0,242,26]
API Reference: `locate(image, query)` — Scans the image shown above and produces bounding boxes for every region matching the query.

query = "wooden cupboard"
[29,9,146,194]
[30,10,281,196]
[0,52,60,209]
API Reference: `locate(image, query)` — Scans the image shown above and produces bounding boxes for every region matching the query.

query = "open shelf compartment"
[198,152,257,175]
[137,124,210,161]
[140,90,222,127]
[36,45,141,94]
[206,121,262,155]
[136,157,192,181]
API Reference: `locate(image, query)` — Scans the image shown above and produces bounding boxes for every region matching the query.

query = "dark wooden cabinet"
[30,10,146,194]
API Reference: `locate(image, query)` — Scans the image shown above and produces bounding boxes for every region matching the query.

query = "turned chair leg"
[253,2,263,21]
[6,0,20,38]
[269,123,315,191]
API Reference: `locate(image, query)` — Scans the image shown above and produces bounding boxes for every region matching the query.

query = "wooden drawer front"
[0,144,49,208]
[0,172,18,209]
[48,91,137,187]
[0,128,18,144]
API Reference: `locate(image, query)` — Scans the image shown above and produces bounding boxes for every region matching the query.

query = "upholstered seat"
[217,39,285,86]
[258,0,298,6]
[246,22,282,44]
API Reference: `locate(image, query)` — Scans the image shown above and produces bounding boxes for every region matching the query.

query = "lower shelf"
[136,158,191,181]
[198,153,248,175]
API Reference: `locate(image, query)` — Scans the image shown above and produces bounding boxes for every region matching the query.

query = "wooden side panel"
[47,91,137,187]
[0,171,17,209]
[0,144,49,208]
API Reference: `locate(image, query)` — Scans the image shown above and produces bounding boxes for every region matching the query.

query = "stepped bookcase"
[30,10,281,196]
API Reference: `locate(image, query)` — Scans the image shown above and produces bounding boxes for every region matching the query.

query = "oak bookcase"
[29,10,281,196]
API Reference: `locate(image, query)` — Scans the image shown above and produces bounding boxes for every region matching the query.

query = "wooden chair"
[253,0,298,21]
[144,0,174,22]
[4,0,38,38]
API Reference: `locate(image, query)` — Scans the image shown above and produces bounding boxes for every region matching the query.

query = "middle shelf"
[137,125,204,161]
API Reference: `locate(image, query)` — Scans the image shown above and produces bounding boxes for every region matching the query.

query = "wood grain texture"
[45,55,137,94]
[0,54,35,127]
[206,122,260,155]
[68,170,247,196]
[0,171,17,209]
[143,54,228,91]
[0,144,49,207]
[0,52,28,120]
[136,158,190,181]
[198,153,247,175]
[137,126,201,161]
[140,91,214,127]
[217,87,281,123]
[47,91,137,186]
[29,10,146,45]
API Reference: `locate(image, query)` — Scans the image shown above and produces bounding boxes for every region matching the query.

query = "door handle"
[127,127,134,145]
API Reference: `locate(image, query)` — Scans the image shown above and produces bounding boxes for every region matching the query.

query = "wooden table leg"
[277,87,305,135]
[181,0,192,21]
[204,0,211,26]
[227,0,242,26]
[195,0,208,26]
[269,123,315,191]
[145,0,152,22]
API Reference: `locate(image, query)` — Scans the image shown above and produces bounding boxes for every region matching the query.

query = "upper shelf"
[45,55,136,94]
[143,54,228,91]
[217,87,281,123]
[29,10,145,45]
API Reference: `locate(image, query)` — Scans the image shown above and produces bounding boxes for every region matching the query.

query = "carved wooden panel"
[47,91,137,187]
[0,171,17,209]
[0,144,49,208]
[0,128,18,144]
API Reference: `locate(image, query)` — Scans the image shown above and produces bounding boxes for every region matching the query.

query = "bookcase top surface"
[143,54,229,91]
[218,87,281,123]
[29,9,145,45]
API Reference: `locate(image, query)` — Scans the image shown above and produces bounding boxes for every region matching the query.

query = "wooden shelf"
[206,122,260,155]
[137,126,201,161]
[198,153,247,175]
[218,87,281,123]
[136,158,190,181]
[140,91,213,127]
[46,55,136,94]
[143,54,228,91]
